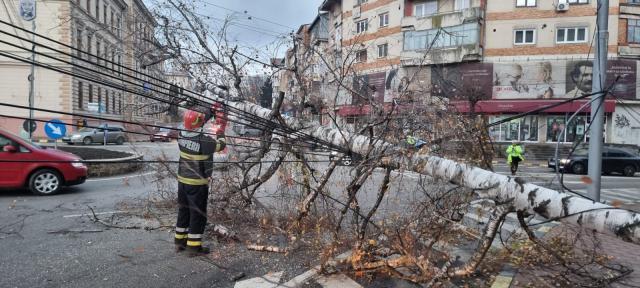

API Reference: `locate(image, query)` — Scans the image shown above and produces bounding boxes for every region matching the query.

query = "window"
[111,91,115,113]
[556,27,588,43]
[76,29,83,57]
[86,35,92,61]
[96,40,101,65]
[95,0,99,19]
[516,0,536,7]
[105,90,109,113]
[86,0,90,14]
[356,19,368,33]
[628,19,640,43]
[103,5,107,24]
[88,84,93,103]
[377,43,388,57]
[489,115,539,142]
[379,12,389,27]
[110,11,114,31]
[404,23,479,50]
[414,1,437,17]
[630,0,640,4]
[455,0,471,10]
[567,0,588,3]
[116,16,121,37]
[78,82,84,109]
[356,49,367,63]
[514,29,535,45]
[98,87,102,111]
[356,0,368,5]
[118,93,122,114]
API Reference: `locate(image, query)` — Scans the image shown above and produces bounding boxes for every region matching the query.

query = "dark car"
[0,128,87,195]
[151,127,179,142]
[548,146,640,177]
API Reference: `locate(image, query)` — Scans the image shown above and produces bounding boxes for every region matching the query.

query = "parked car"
[232,123,263,137]
[151,127,179,142]
[329,151,362,166]
[548,146,640,177]
[63,124,126,145]
[0,128,87,195]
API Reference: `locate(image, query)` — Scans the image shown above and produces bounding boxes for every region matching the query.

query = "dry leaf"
[581,176,592,184]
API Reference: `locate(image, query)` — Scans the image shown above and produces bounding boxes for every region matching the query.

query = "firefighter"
[174,105,226,256]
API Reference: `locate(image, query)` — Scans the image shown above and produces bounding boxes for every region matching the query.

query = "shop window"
[547,115,587,142]
[489,115,538,142]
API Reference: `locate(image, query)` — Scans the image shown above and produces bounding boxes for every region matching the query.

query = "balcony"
[400,22,482,66]
[401,7,483,32]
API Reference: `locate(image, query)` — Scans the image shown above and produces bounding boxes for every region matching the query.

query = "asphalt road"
[1,141,638,288]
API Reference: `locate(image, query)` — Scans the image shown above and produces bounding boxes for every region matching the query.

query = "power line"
[0,23,348,152]
[198,1,296,30]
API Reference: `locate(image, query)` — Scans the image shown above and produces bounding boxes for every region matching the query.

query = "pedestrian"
[506,140,524,176]
[174,106,226,256]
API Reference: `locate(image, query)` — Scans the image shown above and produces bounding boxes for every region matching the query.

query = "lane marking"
[63,210,126,218]
[86,171,157,182]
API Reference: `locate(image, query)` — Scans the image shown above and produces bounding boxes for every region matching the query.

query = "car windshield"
[79,127,94,132]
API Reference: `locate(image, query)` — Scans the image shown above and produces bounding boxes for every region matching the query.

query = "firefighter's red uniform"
[175,107,226,256]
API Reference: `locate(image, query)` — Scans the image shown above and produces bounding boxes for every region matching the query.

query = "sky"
[195,0,324,57]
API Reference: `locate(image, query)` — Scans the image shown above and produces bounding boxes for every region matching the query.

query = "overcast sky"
[195,0,324,57]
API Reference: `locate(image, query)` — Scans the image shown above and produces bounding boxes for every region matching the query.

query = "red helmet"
[183,110,205,130]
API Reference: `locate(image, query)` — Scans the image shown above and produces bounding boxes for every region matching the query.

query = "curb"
[490,222,558,288]
[86,153,143,177]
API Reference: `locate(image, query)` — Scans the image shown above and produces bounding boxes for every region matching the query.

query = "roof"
[132,0,158,26]
[309,12,328,32]
[320,0,339,11]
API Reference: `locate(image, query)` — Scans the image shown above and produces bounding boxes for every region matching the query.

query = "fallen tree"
[215,96,640,244]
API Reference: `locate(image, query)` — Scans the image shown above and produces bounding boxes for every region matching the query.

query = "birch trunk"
[220,98,640,244]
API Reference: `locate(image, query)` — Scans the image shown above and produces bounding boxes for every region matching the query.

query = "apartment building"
[0,0,168,139]
[286,0,640,145]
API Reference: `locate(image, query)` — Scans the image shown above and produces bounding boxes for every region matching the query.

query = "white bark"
[221,99,640,244]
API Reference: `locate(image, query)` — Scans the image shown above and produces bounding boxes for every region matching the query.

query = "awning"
[450,99,616,114]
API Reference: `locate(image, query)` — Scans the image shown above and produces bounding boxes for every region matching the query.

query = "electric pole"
[588,0,608,202]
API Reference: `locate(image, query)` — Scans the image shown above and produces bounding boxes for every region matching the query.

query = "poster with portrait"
[431,63,493,100]
[493,62,566,99]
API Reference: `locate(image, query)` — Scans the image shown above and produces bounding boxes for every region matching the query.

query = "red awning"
[450,100,616,114]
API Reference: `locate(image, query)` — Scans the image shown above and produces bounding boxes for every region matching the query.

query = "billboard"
[431,63,493,100]
[493,61,566,99]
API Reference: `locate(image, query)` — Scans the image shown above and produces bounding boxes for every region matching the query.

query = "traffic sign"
[44,119,66,139]
[22,119,36,133]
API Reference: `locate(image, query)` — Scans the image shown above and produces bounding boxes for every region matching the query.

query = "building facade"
[282,0,640,146]
[0,0,168,139]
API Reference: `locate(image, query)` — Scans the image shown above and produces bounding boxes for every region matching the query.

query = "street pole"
[588,0,608,202]
[28,20,35,140]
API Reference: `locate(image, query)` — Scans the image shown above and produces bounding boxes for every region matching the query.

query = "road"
[1,141,638,288]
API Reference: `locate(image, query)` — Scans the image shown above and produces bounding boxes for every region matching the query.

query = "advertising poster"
[431,63,493,100]
[494,61,566,99]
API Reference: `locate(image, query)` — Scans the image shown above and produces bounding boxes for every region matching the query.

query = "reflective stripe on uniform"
[175,234,187,239]
[177,175,208,185]
[175,227,187,232]
[186,240,202,247]
[180,151,210,161]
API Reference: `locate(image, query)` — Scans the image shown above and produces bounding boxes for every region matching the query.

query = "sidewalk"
[508,224,640,287]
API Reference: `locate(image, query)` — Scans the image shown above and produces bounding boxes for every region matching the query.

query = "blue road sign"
[44,119,66,139]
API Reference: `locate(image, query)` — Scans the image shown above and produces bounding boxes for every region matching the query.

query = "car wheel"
[116,137,125,145]
[571,162,586,175]
[623,165,636,177]
[82,137,92,145]
[29,169,62,196]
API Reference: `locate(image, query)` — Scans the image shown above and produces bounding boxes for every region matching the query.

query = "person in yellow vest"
[506,140,524,176]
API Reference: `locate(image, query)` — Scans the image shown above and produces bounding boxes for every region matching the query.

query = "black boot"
[175,238,187,252]
[186,245,211,257]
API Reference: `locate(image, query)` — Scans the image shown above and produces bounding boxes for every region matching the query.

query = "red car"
[150,127,179,142]
[0,128,87,195]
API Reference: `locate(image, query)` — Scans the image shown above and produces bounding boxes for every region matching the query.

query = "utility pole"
[28,20,35,140]
[588,0,608,202]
